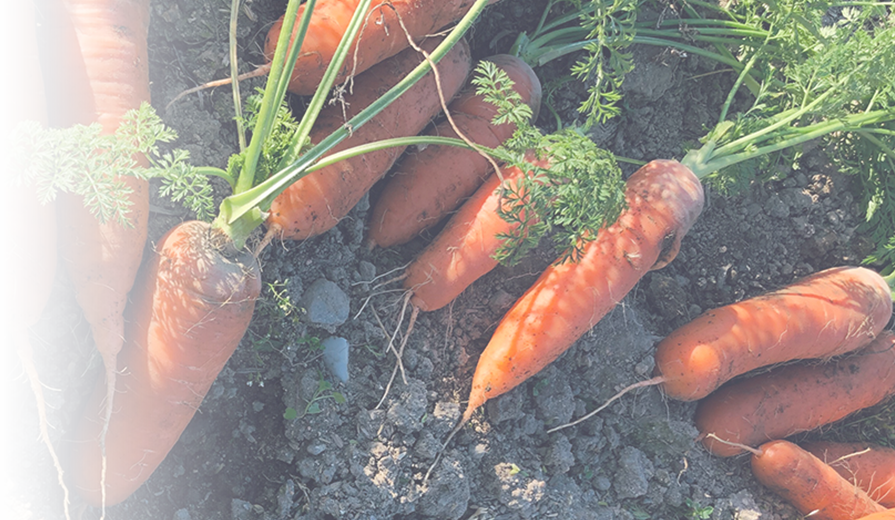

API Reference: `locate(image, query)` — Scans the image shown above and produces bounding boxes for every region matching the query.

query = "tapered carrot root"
[461,159,704,422]
[36,2,153,509]
[803,441,895,508]
[65,221,262,506]
[265,0,489,95]
[0,0,69,518]
[266,37,472,240]
[367,54,542,249]
[695,331,895,457]
[752,440,887,520]
[654,266,893,402]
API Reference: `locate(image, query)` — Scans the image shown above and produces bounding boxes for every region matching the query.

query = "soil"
[6,0,887,519]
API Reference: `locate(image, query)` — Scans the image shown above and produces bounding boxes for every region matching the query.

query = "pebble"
[321,336,350,382]
[301,278,350,328]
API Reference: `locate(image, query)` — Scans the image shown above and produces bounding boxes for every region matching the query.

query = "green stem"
[230,0,246,152]
[684,109,895,178]
[233,0,304,194]
[197,166,236,188]
[216,0,492,247]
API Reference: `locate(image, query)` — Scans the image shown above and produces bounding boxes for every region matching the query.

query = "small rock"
[172,509,191,520]
[301,278,350,329]
[613,446,654,499]
[321,336,350,382]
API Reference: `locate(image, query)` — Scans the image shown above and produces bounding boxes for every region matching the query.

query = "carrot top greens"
[7,103,215,224]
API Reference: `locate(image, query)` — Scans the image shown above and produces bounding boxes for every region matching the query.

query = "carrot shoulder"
[265,37,472,241]
[695,331,895,457]
[803,441,895,508]
[265,0,487,95]
[752,439,887,520]
[65,221,262,506]
[367,54,542,249]
[654,265,893,402]
[0,0,68,517]
[462,159,704,420]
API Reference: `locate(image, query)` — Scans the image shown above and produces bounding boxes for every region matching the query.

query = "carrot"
[265,0,492,95]
[459,159,704,422]
[402,156,548,312]
[803,441,895,508]
[694,331,895,457]
[366,54,542,249]
[855,511,895,520]
[36,0,152,505]
[265,36,472,240]
[0,0,68,518]
[654,266,893,402]
[64,220,262,506]
[751,439,887,520]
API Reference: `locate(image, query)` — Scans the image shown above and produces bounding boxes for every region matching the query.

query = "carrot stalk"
[0,0,69,518]
[695,330,895,457]
[33,0,152,514]
[752,440,887,520]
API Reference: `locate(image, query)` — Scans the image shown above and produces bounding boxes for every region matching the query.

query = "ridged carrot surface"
[803,441,895,507]
[696,331,895,457]
[266,37,472,240]
[655,266,893,402]
[752,440,887,520]
[462,160,704,420]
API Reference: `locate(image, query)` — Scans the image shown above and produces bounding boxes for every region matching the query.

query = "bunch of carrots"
[12,0,895,516]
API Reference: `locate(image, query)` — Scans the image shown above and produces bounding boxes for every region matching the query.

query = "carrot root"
[16,331,72,520]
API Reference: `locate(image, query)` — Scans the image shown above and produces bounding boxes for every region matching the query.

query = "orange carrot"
[855,510,895,520]
[37,1,153,499]
[695,331,895,457]
[265,0,493,95]
[803,441,895,508]
[0,0,68,518]
[752,440,887,520]
[402,156,548,312]
[265,36,472,240]
[654,266,893,402]
[367,54,542,249]
[459,159,704,422]
[65,221,262,506]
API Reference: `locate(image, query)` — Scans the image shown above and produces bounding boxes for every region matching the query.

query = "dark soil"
[7,0,886,519]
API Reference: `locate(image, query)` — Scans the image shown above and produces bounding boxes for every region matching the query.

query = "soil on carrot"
[8,0,889,518]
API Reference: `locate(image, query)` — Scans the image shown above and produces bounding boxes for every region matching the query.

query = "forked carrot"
[654,266,893,402]
[265,36,472,240]
[752,439,887,520]
[37,0,153,511]
[0,0,69,518]
[65,221,262,506]
[695,331,895,457]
